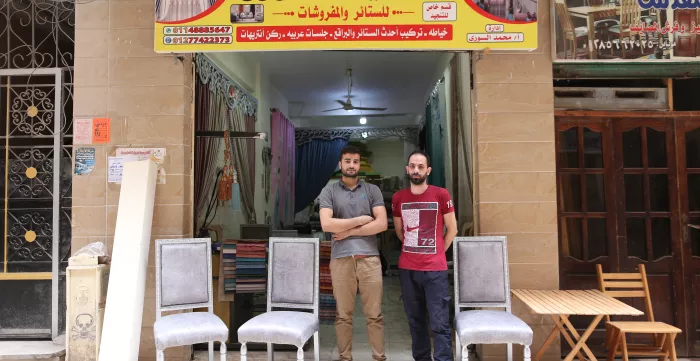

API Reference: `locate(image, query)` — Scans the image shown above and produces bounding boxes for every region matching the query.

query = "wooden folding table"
[511,289,643,361]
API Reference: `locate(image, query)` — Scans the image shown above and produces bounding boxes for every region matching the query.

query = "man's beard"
[342,168,359,178]
[409,173,427,185]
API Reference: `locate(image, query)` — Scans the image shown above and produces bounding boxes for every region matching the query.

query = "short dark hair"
[339,145,361,161]
[407,150,431,167]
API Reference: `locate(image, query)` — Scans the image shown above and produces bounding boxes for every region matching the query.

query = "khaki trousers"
[330,255,386,361]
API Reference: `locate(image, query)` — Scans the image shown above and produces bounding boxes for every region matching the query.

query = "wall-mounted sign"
[553,0,700,62]
[154,0,539,52]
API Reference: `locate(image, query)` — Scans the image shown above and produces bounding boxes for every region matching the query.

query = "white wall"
[203,54,289,239]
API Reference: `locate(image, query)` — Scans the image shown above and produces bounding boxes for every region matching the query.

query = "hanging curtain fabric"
[218,130,234,202]
[194,75,230,230]
[294,138,348,214]
[229,106,257,223]
[270,110,296,228]
[194,54,258,227]
[155,0,214,22]
[426,79,446,189]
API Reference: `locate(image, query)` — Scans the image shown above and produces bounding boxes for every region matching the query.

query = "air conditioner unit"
[554,87,668,110]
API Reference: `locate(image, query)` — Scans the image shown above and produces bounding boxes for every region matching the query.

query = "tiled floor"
[194,275,461,361]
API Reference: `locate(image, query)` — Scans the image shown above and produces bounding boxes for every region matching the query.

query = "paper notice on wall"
[74,148,96,175]
[113,148,167,184]
[108,157,124,183]
[74,119,93,144]
[92,118,111,144]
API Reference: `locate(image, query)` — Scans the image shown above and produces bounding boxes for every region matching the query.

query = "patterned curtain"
[194,54,259,226]
[270,110,296,228]
[194,75,229,230]
[229,107,257,223]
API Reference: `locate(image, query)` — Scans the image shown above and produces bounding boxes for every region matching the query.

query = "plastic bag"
[72,242,111,264]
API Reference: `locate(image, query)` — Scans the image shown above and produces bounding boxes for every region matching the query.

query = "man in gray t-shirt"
[319,145,388,361]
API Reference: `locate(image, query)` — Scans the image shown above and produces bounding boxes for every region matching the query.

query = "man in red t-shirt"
[392,150,458,361]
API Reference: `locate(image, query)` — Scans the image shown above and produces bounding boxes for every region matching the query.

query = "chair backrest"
[555,2,575,35]
[453,236,511,312]
[155,238,213,316]
[596,263,654,321]
[619,0,640,30]
[267,237,319,315]
[271,230,299,237]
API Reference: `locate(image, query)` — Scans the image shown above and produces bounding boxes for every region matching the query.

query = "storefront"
[552,0,700,355]
[1,0,558,360]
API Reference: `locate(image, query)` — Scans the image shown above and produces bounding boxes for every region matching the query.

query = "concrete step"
[0,339,65,361]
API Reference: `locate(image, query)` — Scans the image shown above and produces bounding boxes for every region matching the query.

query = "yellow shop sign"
[154,0,539,52]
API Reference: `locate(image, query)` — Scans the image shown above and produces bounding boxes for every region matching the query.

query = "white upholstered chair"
[453,236,533,361]
[154,238,228,361]
[237,237,320,361]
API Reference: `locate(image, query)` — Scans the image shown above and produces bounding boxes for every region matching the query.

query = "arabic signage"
[553,0,700,62]
[154,0,539,52]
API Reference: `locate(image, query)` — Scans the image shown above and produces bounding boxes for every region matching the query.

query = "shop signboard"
[553,0,700,61]
[154,0,539,52]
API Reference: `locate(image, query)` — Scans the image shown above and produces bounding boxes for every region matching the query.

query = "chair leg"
[241,343,248,361]
[220,342,227,361]
[209,341,214,361]
[156,349,164,361]
[314,331,320,361]
[524,345,531,361]
[268,343,274,361]
[455,335,462,361]
[507,343,513,361]
[297,346,304,361]
[461,344,469,361]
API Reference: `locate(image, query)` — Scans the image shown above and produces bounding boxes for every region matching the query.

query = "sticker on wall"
[74,148,96,176]
[107,157,123,183]
[92,118,111,144]
[74,119,93,144]
[109,148,168,184]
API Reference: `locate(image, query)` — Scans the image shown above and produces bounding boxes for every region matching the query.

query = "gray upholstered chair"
[237,237,320,361]
[154,238,228,361]
[453,236,533,361]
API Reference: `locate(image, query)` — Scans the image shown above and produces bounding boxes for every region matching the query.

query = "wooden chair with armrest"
[596,264,681,361]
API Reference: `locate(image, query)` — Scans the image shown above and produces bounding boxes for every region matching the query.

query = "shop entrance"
[555,112,700,356]
[191,51,474,358]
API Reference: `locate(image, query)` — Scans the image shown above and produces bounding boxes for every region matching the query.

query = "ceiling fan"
[322,69,388,113]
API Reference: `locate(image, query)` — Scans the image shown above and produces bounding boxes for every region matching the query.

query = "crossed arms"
[320,206,388,240]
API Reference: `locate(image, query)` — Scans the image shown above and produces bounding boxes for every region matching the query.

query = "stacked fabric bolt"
[319,241,335,324]
[235,240,268,294]
[221,239,237,293]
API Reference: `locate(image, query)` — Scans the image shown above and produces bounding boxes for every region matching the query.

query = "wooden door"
[556,115,690,355]
[556,117,619,349]
[675,10,698,58]
[677,117,700,356]
[612,118,687,353]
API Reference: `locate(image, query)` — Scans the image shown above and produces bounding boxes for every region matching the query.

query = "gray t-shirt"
[318,180,385,259]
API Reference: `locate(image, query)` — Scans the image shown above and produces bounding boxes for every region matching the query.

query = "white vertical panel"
[98,160,157,361]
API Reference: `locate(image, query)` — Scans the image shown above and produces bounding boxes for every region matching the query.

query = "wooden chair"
[596,264,682,361]
[608,0,641,58]
[555,2,589,59]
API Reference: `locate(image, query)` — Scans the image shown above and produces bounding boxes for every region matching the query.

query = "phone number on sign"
[164,36,233,45]
[164,26,233,35]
